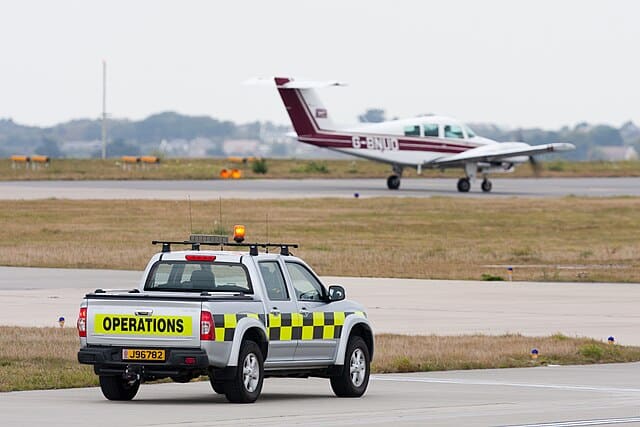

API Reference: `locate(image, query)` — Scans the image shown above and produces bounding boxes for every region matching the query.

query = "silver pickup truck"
[77,239,373,403]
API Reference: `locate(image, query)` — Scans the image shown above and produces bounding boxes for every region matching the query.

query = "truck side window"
[259,261,289,301]
[285,262,325,301]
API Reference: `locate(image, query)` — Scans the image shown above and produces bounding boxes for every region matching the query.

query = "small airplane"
[265,77,575,192]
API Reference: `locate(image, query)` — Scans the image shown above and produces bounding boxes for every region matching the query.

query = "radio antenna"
[219,197,223,233]
[265,213,269,253]
[188,195,193,233]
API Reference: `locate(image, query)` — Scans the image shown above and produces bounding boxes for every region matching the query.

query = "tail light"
[185,255,216,262]
[200,311,214,341]
[77,307,87,337]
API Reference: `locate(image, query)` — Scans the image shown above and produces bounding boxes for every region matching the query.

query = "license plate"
[122,349,166,361]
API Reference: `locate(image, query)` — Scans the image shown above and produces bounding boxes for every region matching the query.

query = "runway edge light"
[608,336,616,345]
[58,316,65,328]
[530,348,539,359]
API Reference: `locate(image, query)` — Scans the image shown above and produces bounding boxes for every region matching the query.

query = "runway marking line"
[371,376,640,394]
[502,416,640,427]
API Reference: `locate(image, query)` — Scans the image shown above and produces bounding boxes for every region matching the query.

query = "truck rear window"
[145,261,252,294]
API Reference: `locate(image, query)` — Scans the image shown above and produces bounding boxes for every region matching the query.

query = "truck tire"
[99,375,140,401]
[330,336,370,397]
[225,340,264,403]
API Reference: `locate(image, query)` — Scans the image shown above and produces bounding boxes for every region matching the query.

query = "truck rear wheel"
[225,340,264,403]
[330,336,370,397]
[99,375,140,401]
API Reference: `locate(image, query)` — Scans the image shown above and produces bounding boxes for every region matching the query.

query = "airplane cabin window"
[423,123,439,137]
[403,125,420,136]
[464,125,476,138]
[444,124,464,139]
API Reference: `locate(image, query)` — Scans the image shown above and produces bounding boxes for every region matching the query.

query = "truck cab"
[78,234,373,403]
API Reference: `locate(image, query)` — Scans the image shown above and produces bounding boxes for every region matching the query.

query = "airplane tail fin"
[273,77,345,136]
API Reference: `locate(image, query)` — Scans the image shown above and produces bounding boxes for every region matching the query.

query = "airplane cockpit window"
[464,125,476,138]
[423,123,439,137]
[403,125,420,136]
[444,124,464,139]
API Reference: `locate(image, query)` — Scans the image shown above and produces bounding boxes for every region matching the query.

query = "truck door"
[258,260,298,362]
[284,261,338,361]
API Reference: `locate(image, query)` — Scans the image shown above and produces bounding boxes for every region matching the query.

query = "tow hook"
[123,366,142,385]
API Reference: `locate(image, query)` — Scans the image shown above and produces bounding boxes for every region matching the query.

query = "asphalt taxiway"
[2,363,640,426]
[1,177,640,199]
[2,267,638,345]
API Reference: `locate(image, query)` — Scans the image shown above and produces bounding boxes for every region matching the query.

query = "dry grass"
[1,327,638,392]
[0,327,96,391]
[1,197,640,282]
[372,333,640,372]
[2,158,640,181]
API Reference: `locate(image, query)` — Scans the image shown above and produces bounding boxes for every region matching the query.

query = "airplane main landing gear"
[481,178,493,193]
[387,175,401,190]
[457,178,470,193]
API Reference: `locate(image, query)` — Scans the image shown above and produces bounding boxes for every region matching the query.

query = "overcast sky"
[1,0,638,129]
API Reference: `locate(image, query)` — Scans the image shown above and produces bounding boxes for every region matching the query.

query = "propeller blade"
[529,156,542,177]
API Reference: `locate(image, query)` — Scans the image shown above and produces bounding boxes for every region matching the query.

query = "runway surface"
[2,267,639,345]
[3,363,640,426]
[1,177,640,199]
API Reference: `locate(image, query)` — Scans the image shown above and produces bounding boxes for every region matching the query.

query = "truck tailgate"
[86,295,202,348]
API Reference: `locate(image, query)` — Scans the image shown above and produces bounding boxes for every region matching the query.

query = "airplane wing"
[431,142,575,167]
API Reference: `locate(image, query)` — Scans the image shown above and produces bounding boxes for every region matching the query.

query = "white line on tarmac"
[371,376,640,394]
[503,417,640,426]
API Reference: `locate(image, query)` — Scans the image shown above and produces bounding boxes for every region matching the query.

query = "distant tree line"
[0,110,638,161]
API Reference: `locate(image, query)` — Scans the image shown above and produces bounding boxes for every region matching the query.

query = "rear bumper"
[78,346,209,377]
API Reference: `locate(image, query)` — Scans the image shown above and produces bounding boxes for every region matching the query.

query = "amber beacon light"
[233,225,246,243]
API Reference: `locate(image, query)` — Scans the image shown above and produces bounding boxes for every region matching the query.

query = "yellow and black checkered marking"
[211,311,365,342]
[213,313,265,342]
[267,311,365,341]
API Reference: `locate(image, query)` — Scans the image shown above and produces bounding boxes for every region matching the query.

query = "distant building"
[223,139,261,156]
[595,146,639,161]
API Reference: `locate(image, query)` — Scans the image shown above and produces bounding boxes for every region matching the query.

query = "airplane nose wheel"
[481,178,492,193]
[457,178,470,193]
[387,175,401,190]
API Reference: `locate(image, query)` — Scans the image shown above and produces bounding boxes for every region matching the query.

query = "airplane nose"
[556,143,576,151]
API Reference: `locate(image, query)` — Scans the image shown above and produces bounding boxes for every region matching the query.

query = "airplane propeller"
[528,156,542,177]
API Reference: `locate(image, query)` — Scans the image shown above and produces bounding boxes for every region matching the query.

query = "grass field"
[2,158,640,181]
[1,327,636,392]
[1,197,639,282]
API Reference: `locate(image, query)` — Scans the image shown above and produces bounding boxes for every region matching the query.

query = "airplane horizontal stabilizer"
[244,77,347,89]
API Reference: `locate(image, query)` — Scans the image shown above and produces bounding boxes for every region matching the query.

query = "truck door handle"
[300,308,310,317]
[135,310,153,316]
[270,308,281,316]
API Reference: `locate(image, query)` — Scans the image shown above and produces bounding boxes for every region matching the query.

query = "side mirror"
[327,285,345,302]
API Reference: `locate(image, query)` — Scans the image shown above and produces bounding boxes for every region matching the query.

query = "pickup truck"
[77,238,373,403]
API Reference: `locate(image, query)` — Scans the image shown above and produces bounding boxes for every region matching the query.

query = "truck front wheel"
[99,375,140,401]
[225,340,264,403]
[330,336,370,397]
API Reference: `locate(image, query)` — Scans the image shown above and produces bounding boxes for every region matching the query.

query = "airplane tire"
[457,178,471,193]
[481,179,492,193]
[387,175,401,190]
